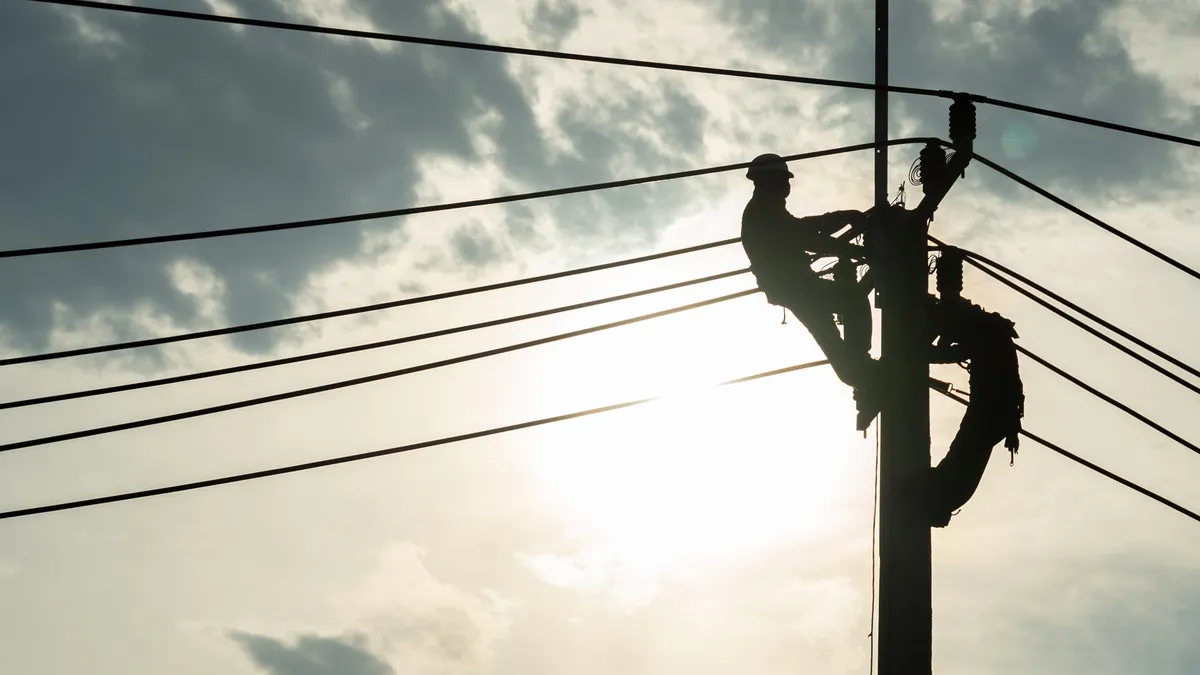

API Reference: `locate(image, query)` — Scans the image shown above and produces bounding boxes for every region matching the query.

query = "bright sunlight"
[522,257,874,583]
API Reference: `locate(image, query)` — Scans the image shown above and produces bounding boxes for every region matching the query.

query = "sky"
[1,0,1199,673]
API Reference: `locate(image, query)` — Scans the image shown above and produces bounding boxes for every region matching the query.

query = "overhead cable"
[4,364,1193,528]
[0,360,831,520]
[931,239,1200,398]
[0,269,749,410]
[28,0,935,95]
[962,243,1200,382]
[969,95,1200,150]
[29,1,1200,150]
[1017,345,1200,458]
[0,116,928,256]
[0,239,743,366]
[973,152,1200,283]
[0,289,759,453]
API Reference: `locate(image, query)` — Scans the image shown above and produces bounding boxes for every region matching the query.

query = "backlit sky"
[1,1,1199,674]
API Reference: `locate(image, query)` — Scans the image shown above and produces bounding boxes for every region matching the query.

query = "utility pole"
[874,0,934,671]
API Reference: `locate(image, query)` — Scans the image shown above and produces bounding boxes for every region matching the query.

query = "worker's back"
[741,193,820,299]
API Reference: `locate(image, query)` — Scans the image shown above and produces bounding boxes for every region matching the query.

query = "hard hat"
[746,153,793,181]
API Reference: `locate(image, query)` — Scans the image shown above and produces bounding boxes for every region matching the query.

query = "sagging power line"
[0,288,759,453]
[932,247,1200,460]
[928,244,1200,513]
[0,132,928,258]
[1016,344,1200,459]
[0,238,744,366]
[1,359,1193,529]
[971,153,1200,283]
[934,387,1200,526]
[0,361,831,521]
[28,0,1200,151]
[0,268,750,410]
[937,242,1200,398]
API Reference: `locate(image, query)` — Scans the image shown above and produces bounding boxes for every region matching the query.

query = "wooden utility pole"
[874,0,934,671]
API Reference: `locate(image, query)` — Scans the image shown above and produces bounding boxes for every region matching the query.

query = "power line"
[0,238,743,366]
[4,360,1193,528]
[27,0,936,95]
[0,136,929,365]
[16,0,1199,539]
[973,252,1200,398]
[1017,344,1200,458]
[0,288,758,454]
[964,244,1200,382]
[972,152,1200,283]
[970,95,1200,150]
[29,1,1200,150]
[931,238,1200,398]
[934,387,1200,526]
[0,268,749,410]
[0,360,831,521]
[0,119,928,258]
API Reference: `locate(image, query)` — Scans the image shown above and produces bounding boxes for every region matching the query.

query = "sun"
[521,269,870,574]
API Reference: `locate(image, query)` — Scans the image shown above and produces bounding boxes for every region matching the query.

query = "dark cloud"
[0,0,522,354]
[715,0,1199,197]
[231,631,394,675]
[530,81,710,255]
[451,221,503,267]
[0,0,712,358]
[528,0,586,50]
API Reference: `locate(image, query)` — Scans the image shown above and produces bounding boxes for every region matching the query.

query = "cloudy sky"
[1,0,1199,673]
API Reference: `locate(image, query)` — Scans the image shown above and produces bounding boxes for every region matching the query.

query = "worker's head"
[746,153,793,196]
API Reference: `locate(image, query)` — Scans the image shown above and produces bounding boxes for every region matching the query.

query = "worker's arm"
[813,209,876,237]
[812,211,853,237]
[783,214,862,258]
[801,229,868,259]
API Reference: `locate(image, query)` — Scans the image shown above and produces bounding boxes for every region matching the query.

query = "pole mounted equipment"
[935,246,965,301]
[948,93,977,176]
[914,143,949,197]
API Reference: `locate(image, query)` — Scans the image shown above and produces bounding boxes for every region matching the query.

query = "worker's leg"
[774,279,869,381]
[783,296,884,430]
[831,260,873,356]
[799,310,874,388]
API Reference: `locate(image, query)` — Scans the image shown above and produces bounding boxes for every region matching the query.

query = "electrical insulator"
[948,95,977,148]
[936,247,964,300]
[919,142,947,196]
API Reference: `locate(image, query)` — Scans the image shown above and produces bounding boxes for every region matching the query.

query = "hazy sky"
[1,1,1199,673]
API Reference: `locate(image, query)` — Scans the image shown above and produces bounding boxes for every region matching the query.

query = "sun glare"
[526,283,866,577]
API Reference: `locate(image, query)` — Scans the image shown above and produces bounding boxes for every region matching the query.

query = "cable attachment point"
[949,94,977,147]
[948,94,977,180]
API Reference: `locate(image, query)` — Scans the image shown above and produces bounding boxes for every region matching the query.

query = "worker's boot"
[854,389,883,431]
[852,358,886,431]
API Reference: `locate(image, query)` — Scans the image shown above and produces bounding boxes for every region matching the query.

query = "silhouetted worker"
[927,297,1024,527]
[741,153,880,426]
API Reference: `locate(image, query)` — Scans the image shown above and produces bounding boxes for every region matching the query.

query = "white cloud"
[516,546,662,612]
[230,542,512,675]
